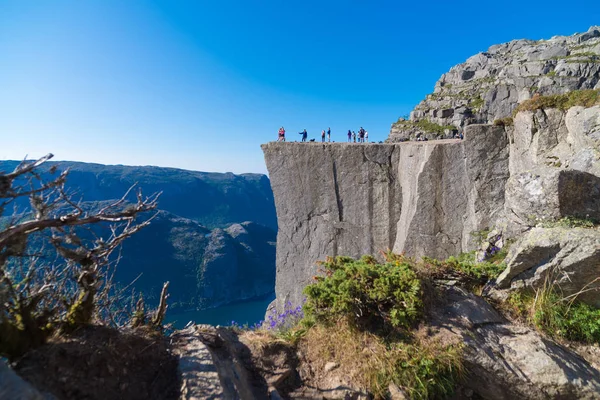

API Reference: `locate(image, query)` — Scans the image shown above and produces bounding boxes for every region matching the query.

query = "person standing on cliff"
[359,127,365,143]
[278,126,285,142]
[347,130,352,142]
[365,130,369,143]
[299,129,307,142]
[321,130,326,142]
[327,127,331,142]
[352,131,357,142]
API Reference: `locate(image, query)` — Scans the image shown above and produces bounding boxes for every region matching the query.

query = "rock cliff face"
[262,129,509,309]
[264,24,600,313]
[388,26,600,141]
[263,102,600,311]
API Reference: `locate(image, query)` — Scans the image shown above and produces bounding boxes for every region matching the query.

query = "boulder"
[496,227,600,306]
[429,286,600,399]
[505,168,600,226]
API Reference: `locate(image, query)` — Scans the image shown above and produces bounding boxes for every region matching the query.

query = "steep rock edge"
[264,104,599,313]
[388,26,600,141]
[262,127,509,311]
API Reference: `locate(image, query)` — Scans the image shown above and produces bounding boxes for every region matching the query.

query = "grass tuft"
[300,319,463,400]
[493,117,514,126]
[506,287,600,345]
[393,119,456,136]
[515,89,600,114]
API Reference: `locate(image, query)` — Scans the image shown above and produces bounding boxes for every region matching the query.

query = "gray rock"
[539,45,569,60]
[391,26,600,137]
[430,287,600,399]
[262,125,509,312]
[388,382,408,399]
[172,327,225,399]
[496,227,600,306]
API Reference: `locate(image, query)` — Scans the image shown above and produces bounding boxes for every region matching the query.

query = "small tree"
[0,154,166,360]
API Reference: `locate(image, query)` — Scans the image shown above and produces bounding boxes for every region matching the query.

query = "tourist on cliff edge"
[278,126,285,142]
[299,129,308,142]
[352,131,356,142]
[347,130,352,142]
[321,130,326,142]
[327,127,331,142]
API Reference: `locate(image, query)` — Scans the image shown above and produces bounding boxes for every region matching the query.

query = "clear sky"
[0,1,598,174]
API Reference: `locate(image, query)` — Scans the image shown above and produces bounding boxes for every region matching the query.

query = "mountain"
[262,26,600,314]
[389,26,600,141]
[258,26,600,399]
[117,213,275,311]
[0,160,277,311]
[0,160,277,230]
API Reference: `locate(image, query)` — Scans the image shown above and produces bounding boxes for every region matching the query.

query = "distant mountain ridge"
[0,160,277,311]
[0,160,277,230]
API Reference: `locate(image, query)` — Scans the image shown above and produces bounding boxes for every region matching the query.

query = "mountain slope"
[0,160,277,230]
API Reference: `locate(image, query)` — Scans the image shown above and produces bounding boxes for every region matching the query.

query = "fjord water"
[166,294,275,329]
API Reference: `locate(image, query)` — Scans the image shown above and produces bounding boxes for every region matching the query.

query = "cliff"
[388,26,600,141]
[262,127,509,309]
[263,101,600,311]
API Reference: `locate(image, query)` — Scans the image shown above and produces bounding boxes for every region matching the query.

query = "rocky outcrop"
[264,102,600,312]
[388,26,600,142]
[496,227,600,305]
[262,127,509,310]
[430,286,600,399]
[174,288,600,400]
[505,105,600,231]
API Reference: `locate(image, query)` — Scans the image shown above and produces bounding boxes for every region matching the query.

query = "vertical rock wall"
[262,125,509,310]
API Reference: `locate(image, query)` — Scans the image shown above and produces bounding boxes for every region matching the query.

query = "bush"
[538,216,599,229]
[393,119,456,136]
[420,251,506,285]
[469,96,484,112]
[303,255,422,332]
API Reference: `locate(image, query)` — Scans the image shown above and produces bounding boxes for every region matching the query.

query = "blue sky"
[0,1,598,174]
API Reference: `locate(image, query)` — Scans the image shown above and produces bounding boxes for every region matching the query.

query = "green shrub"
[303,255,423,332]
[421,251,506,284]
[469,96,484,112]
[384,342,463,400]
